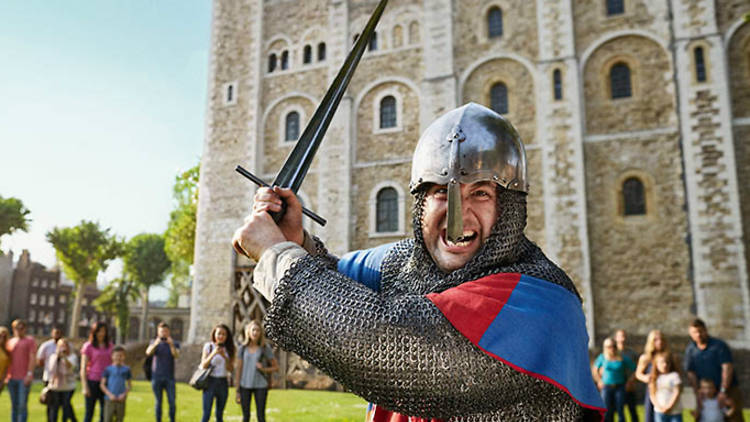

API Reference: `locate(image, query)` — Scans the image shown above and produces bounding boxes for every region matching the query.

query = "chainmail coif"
[264,187,598,421]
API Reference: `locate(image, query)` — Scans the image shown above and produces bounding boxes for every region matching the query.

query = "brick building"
[0,250,111,339]
[191,0,750,392]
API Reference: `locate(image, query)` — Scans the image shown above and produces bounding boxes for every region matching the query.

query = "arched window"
[622,177,646,216]
[610,63,632,99]
[488,7,503,38]
[490,82,509,114]
[553,69,563,100]
[368,32,378,51]
[393,25,403,48]
[606,0,624,15]
[376,187,399,232]
[318,42,326,61]
[694,47,706,82]
[285,111,300,142]
[409,21,420,44]
[268,54,277,73]
[281,50,289,70]
[303,45,312,64]
[380,96,397,129]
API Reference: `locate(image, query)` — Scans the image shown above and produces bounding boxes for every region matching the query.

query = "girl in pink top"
[80,322,113,422]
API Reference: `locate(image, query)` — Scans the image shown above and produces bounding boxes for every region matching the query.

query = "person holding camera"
[200,324,235,422]
[145,322,180,422]
[46,338,78,422]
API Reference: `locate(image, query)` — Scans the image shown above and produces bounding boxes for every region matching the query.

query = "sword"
[236,0,389,226]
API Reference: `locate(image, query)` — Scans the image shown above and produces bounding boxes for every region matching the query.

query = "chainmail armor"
[264,188,596,420]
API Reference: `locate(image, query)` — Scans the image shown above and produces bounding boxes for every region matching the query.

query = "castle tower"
[192,0,750,356]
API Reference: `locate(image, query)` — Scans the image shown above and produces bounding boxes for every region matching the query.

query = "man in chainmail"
[233,103,605,421]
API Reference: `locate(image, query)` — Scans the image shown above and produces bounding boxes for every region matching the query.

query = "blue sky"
[0,1,211,296]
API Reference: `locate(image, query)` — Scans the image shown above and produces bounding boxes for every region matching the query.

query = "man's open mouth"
[442,230,478,248]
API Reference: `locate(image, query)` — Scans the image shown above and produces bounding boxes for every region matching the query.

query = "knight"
[233,103,605,421]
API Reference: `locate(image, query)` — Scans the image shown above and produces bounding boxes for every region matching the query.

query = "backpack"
[143,354,153,381]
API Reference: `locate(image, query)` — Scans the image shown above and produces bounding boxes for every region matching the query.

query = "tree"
[124,233,171,341]
[94,278,139,344]
[0,195,31,251]
[47,221,122,338]
[164,163,199,306]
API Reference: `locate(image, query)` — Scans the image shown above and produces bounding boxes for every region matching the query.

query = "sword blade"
[272,0,389,192]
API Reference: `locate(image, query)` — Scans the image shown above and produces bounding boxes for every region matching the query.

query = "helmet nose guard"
[409,103,528,243]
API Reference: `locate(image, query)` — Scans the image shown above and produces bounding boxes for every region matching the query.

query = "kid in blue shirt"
[100,346,132,422]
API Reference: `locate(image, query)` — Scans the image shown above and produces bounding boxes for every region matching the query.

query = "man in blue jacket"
[233,103,604,420]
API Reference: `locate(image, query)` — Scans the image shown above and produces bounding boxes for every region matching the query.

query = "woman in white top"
[200,323,235,422]
[46,338,78,422]
[235,321,278,422]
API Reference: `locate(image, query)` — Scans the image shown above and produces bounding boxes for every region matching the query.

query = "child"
[694,378,736,422]
[649,352,683,422]
[100,346,132,422]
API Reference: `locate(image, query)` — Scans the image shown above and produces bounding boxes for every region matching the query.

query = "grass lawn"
[0,381,368,421]
[2,381,749,421]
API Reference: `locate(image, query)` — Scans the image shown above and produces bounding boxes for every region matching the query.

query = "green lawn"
[3,382,749,421]
[611,406,750,421]
[0,381,368,421]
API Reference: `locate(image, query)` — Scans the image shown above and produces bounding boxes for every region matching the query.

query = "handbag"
[39,386,50,405]
[189,344,213,390]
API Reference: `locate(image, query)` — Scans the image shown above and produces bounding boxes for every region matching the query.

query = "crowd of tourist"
[1,315,745,421]
[592,319,745,422]
[1,319,277,422]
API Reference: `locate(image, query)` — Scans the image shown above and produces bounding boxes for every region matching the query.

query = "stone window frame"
[265,36,293,77]
[479,1,510,43]
[490,82,509,114]
[408,21,420,45]
[392,24,404,49]
[373,88,404,134]
[482,76,517,118]
[317,42,327,62]
[302,44,313,65]
[487,6,504,39]
[222,81,238,107]
[603,0,629,18]
[299,26,329,69]
[552,68,564,101]
[615,170,655,223]
[368,181,406,238]
[688,40,712,85]
[602,55,639,102]
[353,29,390,58]
[277,104,307,146]
[368,31,379,52]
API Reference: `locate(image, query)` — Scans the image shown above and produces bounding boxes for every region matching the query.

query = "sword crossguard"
[235,166,327,227]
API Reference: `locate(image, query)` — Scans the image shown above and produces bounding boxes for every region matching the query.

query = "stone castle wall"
[194,0,750,357]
